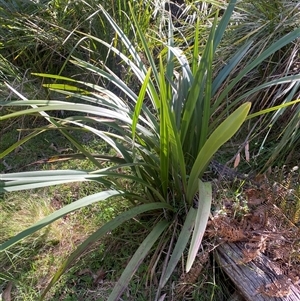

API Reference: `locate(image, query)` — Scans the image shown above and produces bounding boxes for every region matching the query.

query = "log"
[216,242,300,301]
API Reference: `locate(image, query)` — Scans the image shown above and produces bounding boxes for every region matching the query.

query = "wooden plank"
[216,242,300,301]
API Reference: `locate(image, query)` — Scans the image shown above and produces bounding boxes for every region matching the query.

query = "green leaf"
[212,40,253,96]
[191,18,200,75]
[159,56,170,196]
[186,180,212,272]
[247,98,300,119]
[160,208,197,287]
[31,73,78,82]
[180,15,217,151]
[187,102,251,202]
[0,129,46,159]
[43,83,87,92]
[199,18,216,150]
[132,67,152,142]
[213,0,237,51]
[108,220,169,301]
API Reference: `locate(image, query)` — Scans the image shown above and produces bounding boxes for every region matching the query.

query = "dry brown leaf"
[93,268,106,285]
[245,188,264,206]
[233,153,241,168]
[2,281,13,301]
[241,236,267,263]
[245,141,250,162]
[257,277,292,298]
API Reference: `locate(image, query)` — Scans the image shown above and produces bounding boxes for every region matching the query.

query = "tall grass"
[0,0,151,76]
[214,0,300,167]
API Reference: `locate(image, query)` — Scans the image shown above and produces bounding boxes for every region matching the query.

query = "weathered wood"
[216,242,300,301]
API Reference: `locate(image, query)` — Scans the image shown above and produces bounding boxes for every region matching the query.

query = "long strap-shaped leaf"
[213,0,237,52]
[158,56,170,196]
[187,102,251,203]
[186,180,212,272]
[0,190,123,251]
[160,207,197,288]
[107,220,169,301]
[4,83,104,168]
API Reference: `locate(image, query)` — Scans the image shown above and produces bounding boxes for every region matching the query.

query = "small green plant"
[1,1,300,300]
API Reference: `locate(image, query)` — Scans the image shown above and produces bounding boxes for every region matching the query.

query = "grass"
[0,184,132,300]
[213,0,300,167]
[0,119,128,299]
